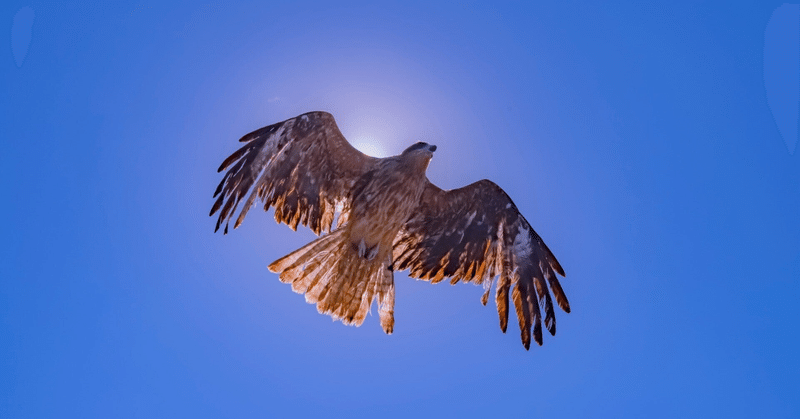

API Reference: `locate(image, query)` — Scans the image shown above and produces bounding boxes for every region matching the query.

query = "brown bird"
[210,111,570,349]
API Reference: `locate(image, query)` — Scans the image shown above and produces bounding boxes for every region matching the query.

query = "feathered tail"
[268,229,395,333]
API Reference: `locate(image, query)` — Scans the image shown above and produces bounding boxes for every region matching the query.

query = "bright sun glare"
[352,138,388,158]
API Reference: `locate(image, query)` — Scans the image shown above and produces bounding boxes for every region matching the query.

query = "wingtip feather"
[554,262,565,277]
[534,321,543,346]
[210,196,223,217]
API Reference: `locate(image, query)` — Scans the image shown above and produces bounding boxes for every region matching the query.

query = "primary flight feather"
[211,111,569,349]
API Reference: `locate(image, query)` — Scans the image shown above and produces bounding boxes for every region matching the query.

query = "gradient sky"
[2,1,799,417]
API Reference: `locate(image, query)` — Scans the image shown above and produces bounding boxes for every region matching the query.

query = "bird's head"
[401,141,437,170]
[402,141,437,157]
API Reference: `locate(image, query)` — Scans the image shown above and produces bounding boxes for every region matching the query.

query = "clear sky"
[2,1,799,417]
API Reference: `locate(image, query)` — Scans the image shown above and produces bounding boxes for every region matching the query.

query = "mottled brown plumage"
[211,111,569,349]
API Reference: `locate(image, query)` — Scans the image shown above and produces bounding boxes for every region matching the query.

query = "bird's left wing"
[211,111,379,235]
[392,179,569,349]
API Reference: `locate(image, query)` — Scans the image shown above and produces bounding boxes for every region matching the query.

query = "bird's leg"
[352,238,379,261]
[366,244,379,261]
[357,238,367,258]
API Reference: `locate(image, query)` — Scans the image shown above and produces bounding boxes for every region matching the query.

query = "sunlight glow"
[352,137,388,157]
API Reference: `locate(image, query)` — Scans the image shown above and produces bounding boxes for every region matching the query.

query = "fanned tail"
[268,230,395,333]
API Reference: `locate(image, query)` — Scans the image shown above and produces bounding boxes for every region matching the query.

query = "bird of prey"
[210,111,570,349]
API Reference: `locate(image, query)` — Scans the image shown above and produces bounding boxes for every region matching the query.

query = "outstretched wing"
[392,180,569,349]
[211,111,379,235]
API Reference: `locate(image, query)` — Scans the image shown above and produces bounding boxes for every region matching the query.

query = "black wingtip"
[553,260,565,277]
[534,322,543,346]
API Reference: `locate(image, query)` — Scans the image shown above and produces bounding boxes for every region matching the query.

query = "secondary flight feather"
[211,111,570,349]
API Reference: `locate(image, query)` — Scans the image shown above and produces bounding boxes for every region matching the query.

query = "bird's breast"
[347,168,427,252]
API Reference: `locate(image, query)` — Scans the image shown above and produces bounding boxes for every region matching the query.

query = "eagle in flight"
[211,111,570,349]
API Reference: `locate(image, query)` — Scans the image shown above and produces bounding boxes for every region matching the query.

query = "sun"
[351,137,388,158]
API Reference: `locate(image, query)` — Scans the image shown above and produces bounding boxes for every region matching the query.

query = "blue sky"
[2,1,799,417]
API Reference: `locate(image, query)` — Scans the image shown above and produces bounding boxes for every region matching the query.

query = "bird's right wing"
[211,111,380,235]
